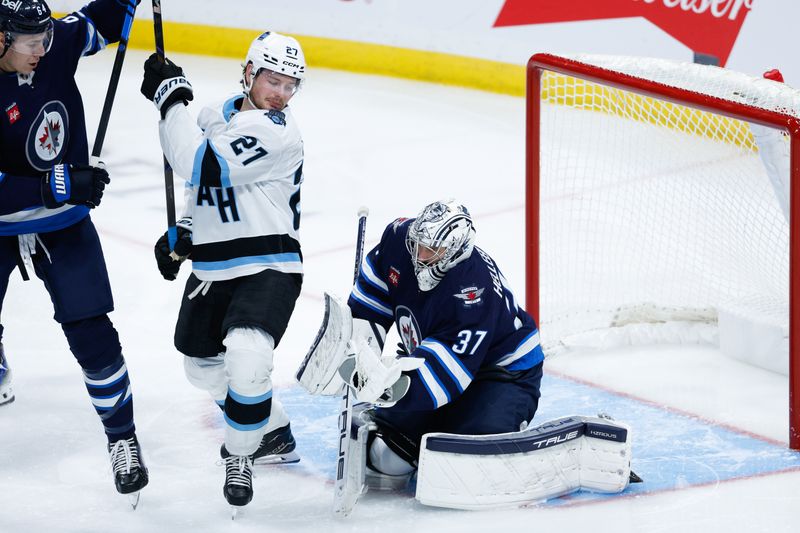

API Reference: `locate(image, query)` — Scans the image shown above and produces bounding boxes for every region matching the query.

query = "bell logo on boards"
[494,0,754,66]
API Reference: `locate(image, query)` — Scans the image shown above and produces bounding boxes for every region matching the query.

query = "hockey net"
[526,54,800,448]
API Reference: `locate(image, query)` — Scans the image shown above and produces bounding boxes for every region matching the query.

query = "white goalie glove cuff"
[338,339,423,406]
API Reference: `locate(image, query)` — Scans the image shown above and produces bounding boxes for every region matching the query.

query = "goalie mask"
[0,0,53,59]
[406,200,476,291]
[241,31,306,102]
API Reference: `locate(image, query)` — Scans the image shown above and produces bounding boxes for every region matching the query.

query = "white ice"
[1,49,798,533]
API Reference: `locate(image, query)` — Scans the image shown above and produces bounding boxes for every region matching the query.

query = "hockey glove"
[154,218,193,281]
[141,53,194,119]
[338,338,423,407]
[41,163,110,209]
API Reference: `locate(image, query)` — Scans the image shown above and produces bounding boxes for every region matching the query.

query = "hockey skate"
[224,454,254,514]
[108,435,149,509]
[0,343,14,406]
[220,424,300,465]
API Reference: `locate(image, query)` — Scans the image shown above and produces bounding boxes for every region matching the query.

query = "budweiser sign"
[494,0,755,66]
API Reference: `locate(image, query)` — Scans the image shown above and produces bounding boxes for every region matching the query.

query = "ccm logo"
[283,60,301,68]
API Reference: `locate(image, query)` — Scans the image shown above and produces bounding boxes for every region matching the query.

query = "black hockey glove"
[141,53,194,119]
[154,222,193,281]
[41,163,110,209]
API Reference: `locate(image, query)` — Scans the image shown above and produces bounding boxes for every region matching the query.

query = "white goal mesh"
[529,55,797,361]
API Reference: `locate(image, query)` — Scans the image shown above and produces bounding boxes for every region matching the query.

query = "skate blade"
[253,450,301,466]
[128,492,141,510]
[231,506,241,520]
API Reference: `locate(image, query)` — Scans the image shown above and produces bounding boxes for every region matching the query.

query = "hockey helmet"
[0,0,53,58]
[406,200,477,291]
[241,31,306,97]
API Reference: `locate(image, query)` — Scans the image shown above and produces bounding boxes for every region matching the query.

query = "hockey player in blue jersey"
[0,0,147,499]
[300,200,544,489]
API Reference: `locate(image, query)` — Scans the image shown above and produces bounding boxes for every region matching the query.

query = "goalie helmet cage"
[525,53,800,449]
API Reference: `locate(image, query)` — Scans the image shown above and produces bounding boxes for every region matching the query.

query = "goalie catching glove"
[338,338,422,406]
[296,293,423,406]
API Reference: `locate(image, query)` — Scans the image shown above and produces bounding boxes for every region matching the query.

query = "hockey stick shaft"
[333,207,369,515]
[151,0,178,250]
[90,0,137,163]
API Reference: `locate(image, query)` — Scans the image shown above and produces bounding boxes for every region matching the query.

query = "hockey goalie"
[297,200,637,512]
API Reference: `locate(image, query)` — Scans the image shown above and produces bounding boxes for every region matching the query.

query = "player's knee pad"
[183,354,227,399]
[368,435,416,476]
[223,327,275,395]
[365,414,420,474]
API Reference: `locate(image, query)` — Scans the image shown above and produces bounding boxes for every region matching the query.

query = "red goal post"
[525,53,800,449]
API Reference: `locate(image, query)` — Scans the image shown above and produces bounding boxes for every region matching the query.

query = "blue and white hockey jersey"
[348,218,544,412]
[160,94,304,281]
[0,0,134,236]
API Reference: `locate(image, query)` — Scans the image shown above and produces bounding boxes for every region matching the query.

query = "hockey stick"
[151,0,178,251]
[90,0,137,164]
[333,206,369,516]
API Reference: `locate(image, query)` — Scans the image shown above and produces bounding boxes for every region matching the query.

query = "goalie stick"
[333,207,369,517]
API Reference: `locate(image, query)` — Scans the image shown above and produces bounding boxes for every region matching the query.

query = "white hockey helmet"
[241,31,306,96]
[405,200,477,291]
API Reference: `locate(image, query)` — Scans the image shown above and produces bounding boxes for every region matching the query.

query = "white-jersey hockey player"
[140,31,306,509]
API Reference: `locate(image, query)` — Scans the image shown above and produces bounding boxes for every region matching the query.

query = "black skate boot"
[108,435,149,501]
[224,454,254,508]
[220,424,300,465]
[0,343,14,406]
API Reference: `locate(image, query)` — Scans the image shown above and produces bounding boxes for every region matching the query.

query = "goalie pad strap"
[415,416,633,510]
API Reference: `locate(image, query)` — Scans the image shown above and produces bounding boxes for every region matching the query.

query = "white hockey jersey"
[159,94,304,281]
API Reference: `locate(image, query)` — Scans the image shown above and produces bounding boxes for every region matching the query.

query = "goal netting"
[526,54,800,447]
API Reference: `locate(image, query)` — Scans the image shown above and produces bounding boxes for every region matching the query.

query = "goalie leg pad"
[296,293,353,395]
[415,416,632,510]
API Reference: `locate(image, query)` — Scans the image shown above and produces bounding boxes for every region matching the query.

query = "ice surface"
[1,50,798,533]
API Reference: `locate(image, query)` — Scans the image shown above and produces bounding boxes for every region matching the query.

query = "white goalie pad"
[415,416,633,510]
[296,293,353,395]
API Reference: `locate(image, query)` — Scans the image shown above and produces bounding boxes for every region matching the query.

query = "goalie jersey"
[159,95,304,281]
[348,218,544,412]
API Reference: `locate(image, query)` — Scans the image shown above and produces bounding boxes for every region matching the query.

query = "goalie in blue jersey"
[300,200,544,483]
[299,200,636,511]
[0,0,147,500]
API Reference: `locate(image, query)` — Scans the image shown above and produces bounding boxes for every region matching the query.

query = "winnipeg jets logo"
[26,101,70,171]
[454,286,484,306]
[395,305,421,354]
[38,116,62,155]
